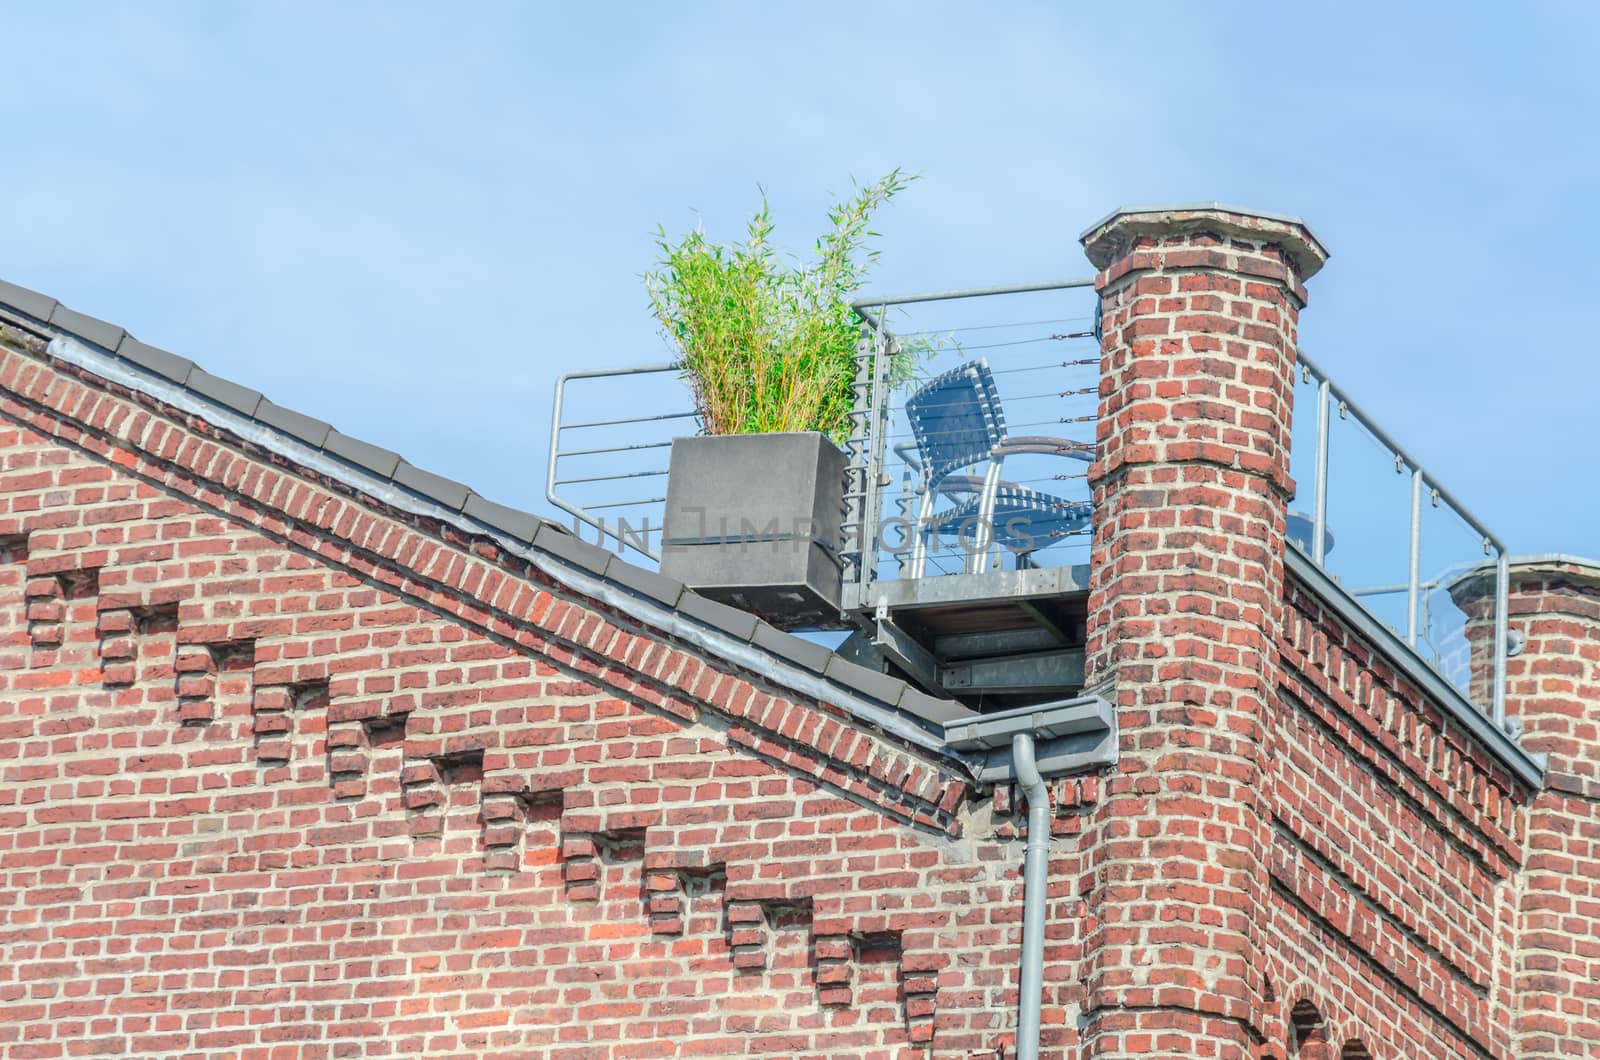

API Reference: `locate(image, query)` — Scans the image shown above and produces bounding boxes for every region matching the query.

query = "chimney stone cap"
[1080,202,1329,280]
[1453,554,1600,604]
[1507,554,1600,585]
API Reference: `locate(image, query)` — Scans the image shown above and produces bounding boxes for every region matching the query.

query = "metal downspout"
[1012,733,1049,1060]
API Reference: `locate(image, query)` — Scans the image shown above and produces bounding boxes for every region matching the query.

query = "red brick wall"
[0,334,1088,1059]
[1269,573,1526,1058]
[3,243,1595,1058]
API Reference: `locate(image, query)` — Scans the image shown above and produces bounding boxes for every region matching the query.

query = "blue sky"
[2,2,1594,560]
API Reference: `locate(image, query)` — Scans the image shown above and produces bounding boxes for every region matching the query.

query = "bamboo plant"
[646,170,917,446]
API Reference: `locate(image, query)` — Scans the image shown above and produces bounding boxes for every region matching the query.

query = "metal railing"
[1289,351,1509,725]
[546,363,689,562]
[544,280,1105,597]
[839,280,1103,611]
[542,285,1511,731]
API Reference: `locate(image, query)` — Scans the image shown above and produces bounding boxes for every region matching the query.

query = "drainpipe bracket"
[944,694,1118,784]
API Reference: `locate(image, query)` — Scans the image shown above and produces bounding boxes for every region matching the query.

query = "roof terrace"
[548,249,1510,729]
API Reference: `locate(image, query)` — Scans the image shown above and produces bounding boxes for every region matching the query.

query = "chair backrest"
[904,358,1006,491]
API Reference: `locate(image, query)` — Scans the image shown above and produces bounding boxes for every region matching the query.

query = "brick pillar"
[1492,558,1600,1059]
[1078,206,1328,1056]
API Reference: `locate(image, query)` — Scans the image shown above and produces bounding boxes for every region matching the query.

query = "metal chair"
[903,358,1093,577]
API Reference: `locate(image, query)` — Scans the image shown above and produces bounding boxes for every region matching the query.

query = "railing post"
[1407,468,1423,646]
[839,322,875,609]
[1493,549,1509,728]
[857,308,892,603]
[894,462,915,577]
[1312,376,1331,565]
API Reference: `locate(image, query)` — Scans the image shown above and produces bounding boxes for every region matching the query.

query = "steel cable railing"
[1289,351,1510,725]
[840,280,1102,606]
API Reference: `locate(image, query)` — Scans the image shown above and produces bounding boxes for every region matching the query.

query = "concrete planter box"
[659,432,847,630]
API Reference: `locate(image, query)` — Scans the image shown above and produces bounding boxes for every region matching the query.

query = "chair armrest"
[934,475,988,497]
[934,474,1047,498]
[994,435,1094,460]
[893,440,924,473]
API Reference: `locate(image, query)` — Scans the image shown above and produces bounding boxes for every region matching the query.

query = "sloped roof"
[0,276,978,755]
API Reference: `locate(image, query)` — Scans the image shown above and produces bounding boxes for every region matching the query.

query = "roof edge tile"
[824,654,907,709]
[462,494,544,545]
[0,279,58,323]
[48,305,126,352]
[603,558,686,608]
[255,400,332,448]
[675,590,760,642]
[117,337,196,385]
[187,368,264,417]
[323,431,402,478]
[393,461,470,511]
[752,622,832,673]
[532,523,613,576]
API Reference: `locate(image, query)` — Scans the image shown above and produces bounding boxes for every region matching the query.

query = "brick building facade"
[0,206,1593,1058]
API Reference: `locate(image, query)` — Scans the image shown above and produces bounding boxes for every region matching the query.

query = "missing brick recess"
[762,900,814,933]
[292,679,330,712]
[59,569,100,600]
[133,603,179,636]
[213,640,256,669]
[592,827,648,858]
[682,869,727,899]
[432,748,485,785]
[362,713,407,748]
[853,931,904,963]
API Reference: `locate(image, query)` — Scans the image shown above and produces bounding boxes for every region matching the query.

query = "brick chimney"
[1077,205,1328,1054]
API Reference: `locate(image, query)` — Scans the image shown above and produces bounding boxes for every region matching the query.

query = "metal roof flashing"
[5,302,980,771]
[1286,548,1545,789]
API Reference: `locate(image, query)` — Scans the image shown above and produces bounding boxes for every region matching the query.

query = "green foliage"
[646,170,916,444]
